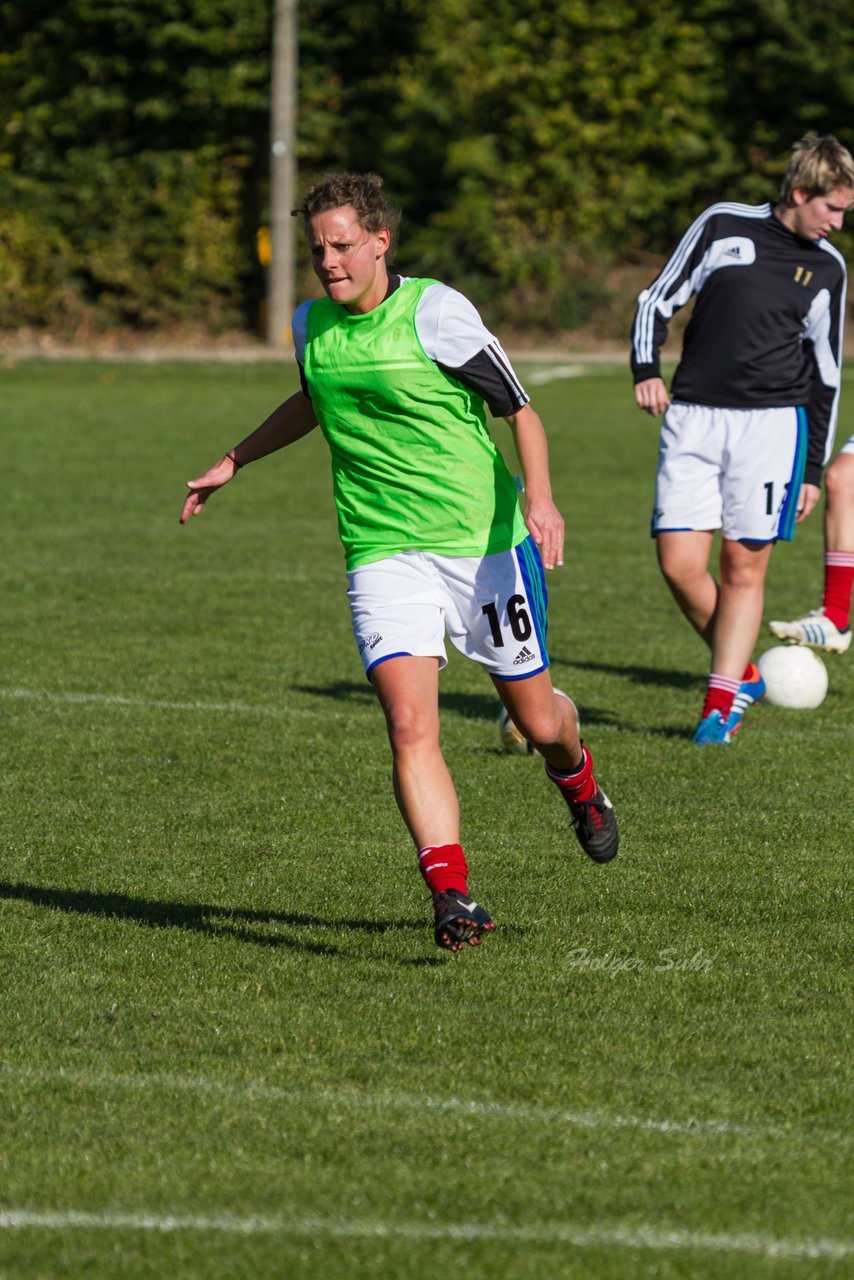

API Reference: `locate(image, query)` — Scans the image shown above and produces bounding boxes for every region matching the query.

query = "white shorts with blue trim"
[840,433,854,457]
[347,537,549,680]
[652,403,807,543]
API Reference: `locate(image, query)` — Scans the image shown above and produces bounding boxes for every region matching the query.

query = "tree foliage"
[0,0,270,332]
[1,0,852,335]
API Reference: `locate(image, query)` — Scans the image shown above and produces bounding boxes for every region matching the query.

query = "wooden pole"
[267,0,298,348]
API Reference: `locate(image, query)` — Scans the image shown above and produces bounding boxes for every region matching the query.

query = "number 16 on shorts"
[471,536,550,679]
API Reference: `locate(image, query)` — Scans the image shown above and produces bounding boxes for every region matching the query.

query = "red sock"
[418,843,468,896]
[545,744,596,802]
[822,553,854,630]
[701,674,740,720]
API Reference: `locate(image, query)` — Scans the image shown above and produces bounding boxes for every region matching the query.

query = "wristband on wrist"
[226,451,243,471]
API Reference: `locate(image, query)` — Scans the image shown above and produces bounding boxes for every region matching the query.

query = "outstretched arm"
[180,391,318,524]
[506,402,565,570]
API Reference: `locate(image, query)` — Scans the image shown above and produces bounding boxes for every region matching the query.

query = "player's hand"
[180,455,239,524]
[795,482,821,524]
[634,377,671,416]
[524,495,565,570]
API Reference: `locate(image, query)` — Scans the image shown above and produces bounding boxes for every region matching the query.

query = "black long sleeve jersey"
[631,201,848,485]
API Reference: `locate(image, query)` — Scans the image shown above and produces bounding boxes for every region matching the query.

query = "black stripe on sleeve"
[438,345,529,418]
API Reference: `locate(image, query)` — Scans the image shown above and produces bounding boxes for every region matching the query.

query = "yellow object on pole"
[267,0,298,348]
[256,226,272,268]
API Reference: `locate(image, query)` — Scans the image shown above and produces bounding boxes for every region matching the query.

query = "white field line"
[0,1208,849,1259]
[525,364,584,385]
[0,687,289,718]
[7,686,850,743]
[0,343,628,366]
[0,1063,805,1142]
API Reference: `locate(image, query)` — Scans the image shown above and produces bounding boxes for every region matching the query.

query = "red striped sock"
[701,674,740,720]
[418,843,468,896]
[822,553,854,630]
[545,744,596,803]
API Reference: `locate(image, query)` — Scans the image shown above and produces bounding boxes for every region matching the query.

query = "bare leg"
[824,453,854,551]
[372,655,497,951]
[491,669,581,771]
[711,539,773,680]
[493,669,618,862]
[656,530,718,646]
[768,454,854,649]
[656,530,771,678]
[369,655,459,849]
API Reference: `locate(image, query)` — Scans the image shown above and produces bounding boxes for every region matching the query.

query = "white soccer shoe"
[768,608,852,654]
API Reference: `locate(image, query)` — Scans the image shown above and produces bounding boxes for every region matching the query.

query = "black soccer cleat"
[432,890,495,952]
[560,782,619,863]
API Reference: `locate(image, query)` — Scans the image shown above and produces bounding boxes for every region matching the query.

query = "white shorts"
[347,537,550,680]
[652,402,807,543]
[840,433,854,457]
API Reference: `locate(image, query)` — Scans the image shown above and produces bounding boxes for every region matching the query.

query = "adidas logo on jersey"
[723,245,742,258]
[513,646,536,665]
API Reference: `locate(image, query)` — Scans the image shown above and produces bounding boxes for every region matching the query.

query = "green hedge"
[1,0,851,336]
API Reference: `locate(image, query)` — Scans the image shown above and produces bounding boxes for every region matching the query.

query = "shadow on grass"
[296,662,701,735]
[648,724,697,741]
[552,656,702,691]
[296,679,505,724]
[295,679,376,706]
[296,679,626,732]
[0,880,428,959]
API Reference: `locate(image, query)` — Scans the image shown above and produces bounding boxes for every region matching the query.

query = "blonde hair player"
[632,134,854,744]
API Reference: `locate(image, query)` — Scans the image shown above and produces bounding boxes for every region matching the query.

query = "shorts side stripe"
[366,651,412,678]
[776,408,808,543]
[515,536,549,664]
[499,663,549,682]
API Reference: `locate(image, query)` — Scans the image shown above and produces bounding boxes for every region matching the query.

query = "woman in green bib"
[182,172,618,953]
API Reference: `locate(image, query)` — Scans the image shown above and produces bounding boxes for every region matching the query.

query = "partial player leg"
[769,452,854,652]
[370,654,493,951]
[370,654,457,847]
[693,538,772,743]
[493,670,618,863]
[822,452,854,635]
[493,668,580,767]
[656,530,719,645]
[710,538,772,677]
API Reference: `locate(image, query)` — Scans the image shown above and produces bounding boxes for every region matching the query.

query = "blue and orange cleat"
[693,709,733,746]
[726,663,766,737]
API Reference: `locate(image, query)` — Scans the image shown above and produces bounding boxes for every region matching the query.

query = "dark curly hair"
[291,172,401,259]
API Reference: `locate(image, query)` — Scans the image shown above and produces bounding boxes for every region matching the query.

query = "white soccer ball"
[498,688,578,754]
[498,705,535,754]
[757,644,828,709]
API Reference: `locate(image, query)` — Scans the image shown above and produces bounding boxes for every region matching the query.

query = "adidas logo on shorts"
[513,646,536,665]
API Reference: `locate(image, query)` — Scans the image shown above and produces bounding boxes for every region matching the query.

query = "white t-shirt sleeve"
[415,283,497,365]
[292,299,313,366]
[414,283,529,416]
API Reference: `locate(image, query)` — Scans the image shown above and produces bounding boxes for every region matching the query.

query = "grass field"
[0,356,851,1279]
